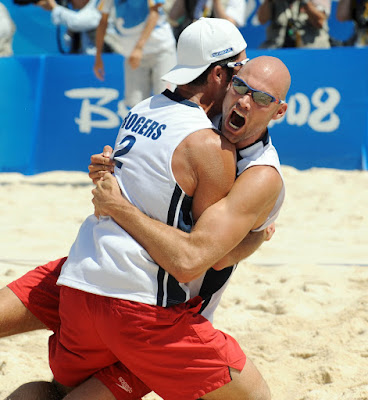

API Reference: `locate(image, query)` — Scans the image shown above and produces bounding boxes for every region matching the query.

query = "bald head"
[240,56,291,101]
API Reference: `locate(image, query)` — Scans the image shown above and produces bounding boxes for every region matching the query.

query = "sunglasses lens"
[232,78,249,95]
[253,92,273,106]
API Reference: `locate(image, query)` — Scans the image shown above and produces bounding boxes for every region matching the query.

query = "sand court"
[0,166,367,400]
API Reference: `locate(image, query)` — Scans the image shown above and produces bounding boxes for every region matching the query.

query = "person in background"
[212,0,247,28]
[93,0,177,109]
[0,2,16,57]
[337,0,368,46]
[169,0,246,40]
[168,0,213,39]
[257,0,331,48]
[36,0,114,54]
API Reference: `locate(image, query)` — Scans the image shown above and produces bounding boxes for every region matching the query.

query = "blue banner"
[0,49,367,174]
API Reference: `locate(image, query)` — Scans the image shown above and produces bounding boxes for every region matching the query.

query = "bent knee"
[229,360,271,400]
[0,286,46,337]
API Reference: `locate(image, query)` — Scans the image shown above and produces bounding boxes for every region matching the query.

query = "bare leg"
[0,286,47,338]
[201,358,271,400]
[3,380,68,400]
[64,377,116,400]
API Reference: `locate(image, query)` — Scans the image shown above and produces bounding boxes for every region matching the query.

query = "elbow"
[169,254,207,283]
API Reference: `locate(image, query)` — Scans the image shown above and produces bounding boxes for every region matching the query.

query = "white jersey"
[58,89,216,307]
[58,96,284,323]
[237,131,285,232]
[188,130,285,322]
[99,0,176,57]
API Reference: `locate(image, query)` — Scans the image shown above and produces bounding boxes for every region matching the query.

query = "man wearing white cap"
[2,18,288,400]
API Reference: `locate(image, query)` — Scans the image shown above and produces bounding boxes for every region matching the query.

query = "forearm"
[212,0,236,24]
[257,0,272,24]
[95,14,108,57]
[134,6,160,51]
[108,196,252,283]
[303,1,327,28]
[106,199,206,282]
[212,230,266,270]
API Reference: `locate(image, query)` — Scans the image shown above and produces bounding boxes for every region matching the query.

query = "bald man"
[4,55,290,400]
[65,55,291,400]
[93,55,290,283]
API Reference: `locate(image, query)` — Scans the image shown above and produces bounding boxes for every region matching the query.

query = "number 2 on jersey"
[114,135,136,169]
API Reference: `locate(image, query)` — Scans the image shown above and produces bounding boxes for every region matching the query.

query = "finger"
[89,163,112,173]
[102,172,114,181]
[89,171,104,183]
[103,145,113,157]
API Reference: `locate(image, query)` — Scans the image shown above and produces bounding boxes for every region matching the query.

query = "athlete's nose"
[237,93,251,111]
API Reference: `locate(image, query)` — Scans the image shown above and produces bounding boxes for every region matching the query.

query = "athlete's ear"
[210,65,227,85]
[272,102,288,121]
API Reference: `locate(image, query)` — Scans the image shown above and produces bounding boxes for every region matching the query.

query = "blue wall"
[1,48,367,174]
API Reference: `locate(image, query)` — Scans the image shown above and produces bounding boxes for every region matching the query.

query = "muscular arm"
[93,163,282,283]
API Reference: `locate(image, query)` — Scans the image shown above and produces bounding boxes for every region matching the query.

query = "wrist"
[110,198,131,220]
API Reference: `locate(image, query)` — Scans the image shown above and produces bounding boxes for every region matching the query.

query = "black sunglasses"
[232,76,285,106]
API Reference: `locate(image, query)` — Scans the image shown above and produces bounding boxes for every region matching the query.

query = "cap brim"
[161,63,211,85]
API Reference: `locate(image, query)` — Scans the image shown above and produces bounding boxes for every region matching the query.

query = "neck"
[175,86,218,119]
[235,130,268,149]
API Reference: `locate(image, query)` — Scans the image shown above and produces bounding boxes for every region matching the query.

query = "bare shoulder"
[227,165,283,230]
[238,164,282,189]
[182,128,236,161]
[231,165,283,209]
[173,129,237,217]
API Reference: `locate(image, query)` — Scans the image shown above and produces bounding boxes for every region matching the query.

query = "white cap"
[161,18,247,86]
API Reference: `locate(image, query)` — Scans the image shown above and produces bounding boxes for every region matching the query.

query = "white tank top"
[189,130,285,322]
[57,90,216,307]
[237,131,285,232]
[58,97,284,323]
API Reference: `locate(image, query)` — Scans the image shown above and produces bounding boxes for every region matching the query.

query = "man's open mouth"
[229,109,245,130]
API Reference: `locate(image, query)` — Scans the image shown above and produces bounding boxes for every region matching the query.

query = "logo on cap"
[211,47,233,58]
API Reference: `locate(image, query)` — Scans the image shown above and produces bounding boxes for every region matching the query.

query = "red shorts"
[7,257,66,332]
[49,287,246,400]
[7,258,151,399]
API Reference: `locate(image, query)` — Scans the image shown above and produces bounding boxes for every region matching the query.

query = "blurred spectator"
[94,0,177,109]
[0,2,16,56]
[212,0,247,28]
[169,0,213,40]
[337,0,368,46]
[257,0,331,48]
[169,0,246,40]
[37,0,113,54]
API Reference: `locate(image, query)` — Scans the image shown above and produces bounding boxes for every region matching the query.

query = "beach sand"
[1,166,368,400]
